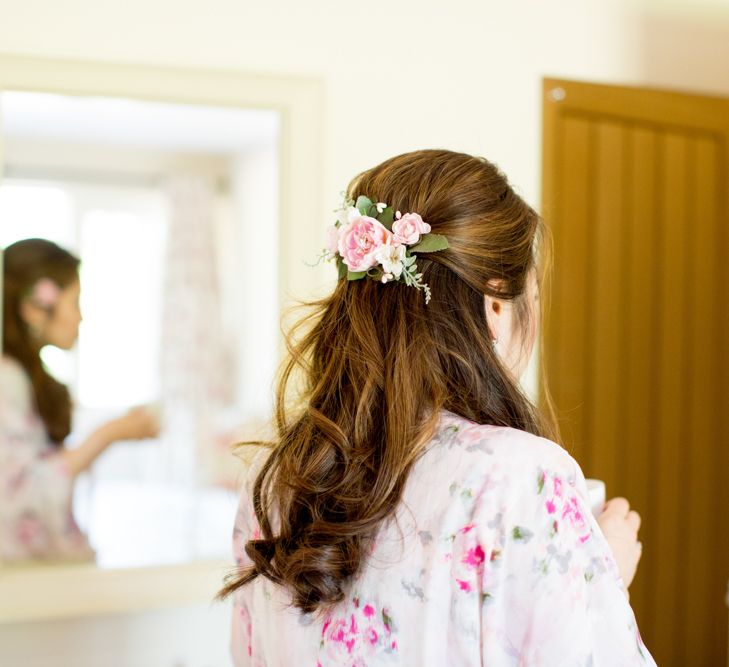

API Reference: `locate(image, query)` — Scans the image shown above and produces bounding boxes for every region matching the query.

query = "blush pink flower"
[338,216,392,271]
[31,278,61,309]
[392,212,431,246]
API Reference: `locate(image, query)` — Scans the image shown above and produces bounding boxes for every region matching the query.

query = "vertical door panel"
[543,78,729,667]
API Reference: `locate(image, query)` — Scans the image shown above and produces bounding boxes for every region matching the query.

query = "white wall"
[229,148,279,420]
[1,0,727,217]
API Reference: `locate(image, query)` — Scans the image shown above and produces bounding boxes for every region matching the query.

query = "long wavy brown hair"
[220,149,557,613]
[2,238,80,444]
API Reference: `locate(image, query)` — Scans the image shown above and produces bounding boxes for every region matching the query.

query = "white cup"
[586,479,606,516]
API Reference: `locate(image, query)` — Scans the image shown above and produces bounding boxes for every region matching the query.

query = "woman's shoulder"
[431,410,580,483]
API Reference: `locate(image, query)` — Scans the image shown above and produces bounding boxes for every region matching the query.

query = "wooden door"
[542,78,729,667]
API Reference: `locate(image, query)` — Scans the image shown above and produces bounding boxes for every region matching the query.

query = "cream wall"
[1,2,727,665]
[0,0,727,219]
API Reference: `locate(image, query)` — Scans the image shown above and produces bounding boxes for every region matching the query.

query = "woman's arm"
[476,450,656,665]
[0,359,159,560]
[61,407,160,477]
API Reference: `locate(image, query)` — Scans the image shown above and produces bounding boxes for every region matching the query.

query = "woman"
[222,150,655,665]
[0,238,159,562]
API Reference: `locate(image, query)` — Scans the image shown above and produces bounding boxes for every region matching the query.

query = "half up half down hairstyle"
[220,149,557,614]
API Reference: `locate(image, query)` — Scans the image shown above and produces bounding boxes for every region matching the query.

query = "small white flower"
[376,202,387,213]
[335,206,361,226]
[374,241,406,278]
[335,208,348,226]
[395,210,402,219]
[381,273,393,283]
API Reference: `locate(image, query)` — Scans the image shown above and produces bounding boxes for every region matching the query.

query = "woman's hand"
[107,406,161,442]
[596,497,643,594]
[62,407,161,477]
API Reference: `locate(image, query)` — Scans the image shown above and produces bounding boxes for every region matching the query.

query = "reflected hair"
[220,149,557,613]
[2,238,80,444]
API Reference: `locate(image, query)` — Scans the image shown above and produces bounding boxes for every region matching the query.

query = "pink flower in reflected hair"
[337,216,392,272]
[31,278,61,309]
[392,212,431,245]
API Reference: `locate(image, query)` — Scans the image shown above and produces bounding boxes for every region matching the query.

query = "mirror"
[0,89,282,569]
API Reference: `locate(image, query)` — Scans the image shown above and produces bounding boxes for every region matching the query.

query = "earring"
[492,337,499,347]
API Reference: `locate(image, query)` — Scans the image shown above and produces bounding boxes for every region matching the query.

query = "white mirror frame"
[0,53,326,310]
[0,53,325,623]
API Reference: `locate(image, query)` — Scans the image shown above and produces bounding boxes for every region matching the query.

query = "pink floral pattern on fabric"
[230,411,656,666]
[0,357,93,562]
[318,598,398,665]
[538,466,593,547]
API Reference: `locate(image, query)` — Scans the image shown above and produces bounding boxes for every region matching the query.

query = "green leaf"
[347,270,367,281]
[410,233,449,254]
[377,206,394,230]
[337,260,348,280]
[355,196,373,216]
[511,526,534,543]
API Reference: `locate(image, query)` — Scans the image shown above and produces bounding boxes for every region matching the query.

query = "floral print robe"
[231,410,656,666]
[0,356,92,562]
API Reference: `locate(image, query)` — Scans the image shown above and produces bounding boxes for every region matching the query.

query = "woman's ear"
[484,279,513,348]
[485,295,502,316]
[484,294,503,339]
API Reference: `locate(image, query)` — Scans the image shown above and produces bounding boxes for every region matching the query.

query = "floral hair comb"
[323,195,449,304]
[29,278,61,310]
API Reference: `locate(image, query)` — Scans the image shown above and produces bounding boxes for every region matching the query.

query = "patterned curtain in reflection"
[160,174,233,487]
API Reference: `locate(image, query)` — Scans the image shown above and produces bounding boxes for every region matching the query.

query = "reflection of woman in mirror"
[0,238,159,562]
[221,151,654,665]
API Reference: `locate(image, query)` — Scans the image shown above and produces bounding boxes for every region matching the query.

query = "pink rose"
[337,216,392,272]
[31,278,61,309]
[392,212,431,246]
